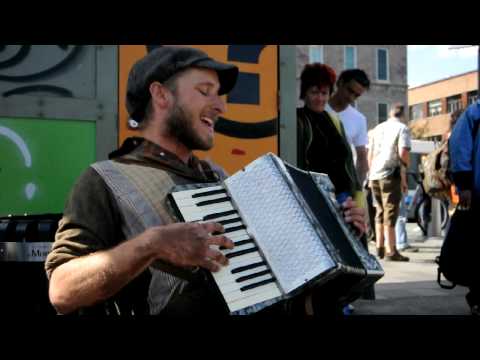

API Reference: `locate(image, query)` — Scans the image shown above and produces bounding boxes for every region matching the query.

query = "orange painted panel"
[118,45,278,175]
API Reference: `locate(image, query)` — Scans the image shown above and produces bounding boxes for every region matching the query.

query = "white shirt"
[326,103,368,165]
[368,117,412,181]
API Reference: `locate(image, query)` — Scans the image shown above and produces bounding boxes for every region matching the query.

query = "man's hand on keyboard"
[149,222,235,272]
[341,197,366,236]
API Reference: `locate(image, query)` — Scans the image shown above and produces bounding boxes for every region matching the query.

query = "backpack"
[436,208,478,289]
[421,140,451,201]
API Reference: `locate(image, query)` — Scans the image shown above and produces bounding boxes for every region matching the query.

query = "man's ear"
[149,82,172,109]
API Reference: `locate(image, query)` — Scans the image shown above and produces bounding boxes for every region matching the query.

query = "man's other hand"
[342,197,367,236]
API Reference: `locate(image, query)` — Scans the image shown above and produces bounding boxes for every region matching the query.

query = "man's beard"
[166,101,213,151]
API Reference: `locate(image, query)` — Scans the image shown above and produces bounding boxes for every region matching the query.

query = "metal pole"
[278,45,297,165]
[428,198,442,237]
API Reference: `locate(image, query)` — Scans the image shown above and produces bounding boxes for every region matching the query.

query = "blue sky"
[408,45,479,88]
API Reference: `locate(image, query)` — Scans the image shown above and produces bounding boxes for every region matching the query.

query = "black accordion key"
[196,197,231,207]
[224,225,246,234]
[231,261,266,274]
[191,189,227,198]
[217,218,242,226]
[203,210,237,221]
[240,277,276,292]
[236,269,272,283]
[226,246,259,259]
[219,238,254,251]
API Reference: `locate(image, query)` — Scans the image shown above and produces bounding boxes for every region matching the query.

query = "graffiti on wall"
[0,45,85,205]
[0,126,36,200]
[0,46,100,215]
[0,45,84,98]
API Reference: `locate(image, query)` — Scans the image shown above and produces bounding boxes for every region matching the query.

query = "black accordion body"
[168,153,383,315]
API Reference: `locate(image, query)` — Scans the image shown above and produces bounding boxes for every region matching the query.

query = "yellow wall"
[118,45,278,175]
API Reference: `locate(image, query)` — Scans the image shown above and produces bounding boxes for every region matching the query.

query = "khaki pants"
[370,174,402,227]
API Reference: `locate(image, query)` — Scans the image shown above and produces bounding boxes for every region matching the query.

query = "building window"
[409,104,424,120]
[447,95,462,113]
[376,48,389,81]
[344,46,357,69]
[309,45,324,64]
[468,90,478,105]
[427,99,442,117]
[378,103,389,123]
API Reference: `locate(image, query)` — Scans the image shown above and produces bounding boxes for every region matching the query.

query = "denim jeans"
[395,194,409,250]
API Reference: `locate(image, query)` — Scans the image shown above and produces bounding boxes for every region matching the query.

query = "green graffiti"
[0,117,96,216]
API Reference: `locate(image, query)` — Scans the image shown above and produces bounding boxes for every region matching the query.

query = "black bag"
[436,208,478,289]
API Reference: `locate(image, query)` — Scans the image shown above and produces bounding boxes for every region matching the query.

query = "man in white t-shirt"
[326,69,370,185]
[368,104,411,262]
[326,69,374,306]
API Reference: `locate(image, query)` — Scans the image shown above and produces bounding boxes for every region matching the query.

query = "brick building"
[296,45,408,130]
[408,70,478,139]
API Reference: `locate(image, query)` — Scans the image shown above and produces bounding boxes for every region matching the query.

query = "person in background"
[326,69,370,186]
[445,109,464,206]
[395,164,419,253]
[368,103,411,262]
[296,62,367,316]
[448,100,480,316]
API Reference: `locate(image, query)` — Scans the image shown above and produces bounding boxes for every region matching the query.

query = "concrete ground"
[352,223,471,316]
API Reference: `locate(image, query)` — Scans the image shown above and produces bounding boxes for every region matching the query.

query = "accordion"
[168,153,383,315]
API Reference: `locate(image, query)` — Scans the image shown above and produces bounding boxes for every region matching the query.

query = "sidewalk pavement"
[352,223,471,315]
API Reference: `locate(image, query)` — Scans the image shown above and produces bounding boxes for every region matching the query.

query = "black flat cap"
[126,46,239,122]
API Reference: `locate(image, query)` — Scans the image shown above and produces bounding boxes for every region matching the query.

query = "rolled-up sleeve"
[399,126,412,150]
[45,167,123,279]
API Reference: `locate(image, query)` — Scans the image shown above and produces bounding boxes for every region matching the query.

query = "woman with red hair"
[297,63,361,204]
[295,63,367,317]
